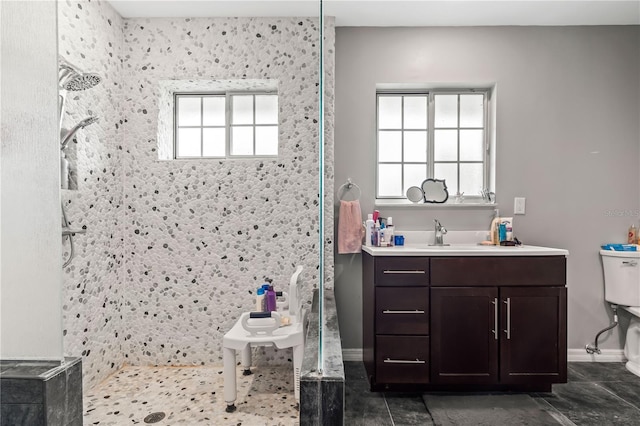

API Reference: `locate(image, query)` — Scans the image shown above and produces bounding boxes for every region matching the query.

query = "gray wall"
[1,0,62,359]
[334,26,640,353]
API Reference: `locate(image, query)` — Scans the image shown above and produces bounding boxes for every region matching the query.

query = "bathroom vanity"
[362,244,568,392]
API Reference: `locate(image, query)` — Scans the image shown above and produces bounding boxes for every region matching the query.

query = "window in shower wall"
[174,92,278,159]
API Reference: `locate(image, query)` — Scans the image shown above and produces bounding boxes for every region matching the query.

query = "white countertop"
[361,230,568,256]
[361,244,568,256]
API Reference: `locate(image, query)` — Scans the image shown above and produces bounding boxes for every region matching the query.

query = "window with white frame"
[174,92,278,159]
[376,91,489,200]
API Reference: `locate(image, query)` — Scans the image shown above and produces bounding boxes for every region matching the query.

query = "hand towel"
[338,200,364,254]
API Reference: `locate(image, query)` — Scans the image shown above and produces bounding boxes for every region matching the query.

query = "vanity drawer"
[376,287,429,335]
[375,257,429,286]
[430,256,566,287]
[376,336,430,384]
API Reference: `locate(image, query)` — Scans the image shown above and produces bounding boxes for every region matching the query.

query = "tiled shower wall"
[59,0,334,390]
[58,0,126,389]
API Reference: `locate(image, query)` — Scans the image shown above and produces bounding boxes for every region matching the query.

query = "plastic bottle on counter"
[490,209,501,245]
[499,223,507,243]
[386,217,395,247]
[490,218,501,245]
[629,224,638,244]
[256,287,266,312]
[365,214,374,247]
[372,222,380,247]
[379,221,387,246]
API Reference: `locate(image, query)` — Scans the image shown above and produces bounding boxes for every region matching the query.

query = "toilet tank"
[600,250,640,306]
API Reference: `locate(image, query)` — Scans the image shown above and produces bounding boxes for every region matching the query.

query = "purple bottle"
[266,285,277,312]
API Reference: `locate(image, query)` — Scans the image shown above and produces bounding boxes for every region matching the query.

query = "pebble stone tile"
[58,0,335,394]
[84,365,299,425]
[59,0,128,390]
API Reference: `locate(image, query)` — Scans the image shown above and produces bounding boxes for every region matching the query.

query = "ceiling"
[108,0,640,26]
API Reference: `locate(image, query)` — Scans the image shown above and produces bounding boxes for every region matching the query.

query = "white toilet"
[601,249,640,377]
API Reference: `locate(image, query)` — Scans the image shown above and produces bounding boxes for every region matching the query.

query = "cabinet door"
[431,287,499,384]
[500,287,567,384]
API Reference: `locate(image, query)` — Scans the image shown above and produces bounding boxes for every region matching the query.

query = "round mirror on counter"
[406,186,424,203]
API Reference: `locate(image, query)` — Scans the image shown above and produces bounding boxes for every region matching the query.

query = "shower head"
[58,58,102,91]
[58,57,103,130]
[61,73,102,91]
[60,116,100,151]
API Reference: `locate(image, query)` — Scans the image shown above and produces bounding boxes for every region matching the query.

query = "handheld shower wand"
[60,116,99,151]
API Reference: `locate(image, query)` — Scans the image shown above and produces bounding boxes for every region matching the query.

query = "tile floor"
[345,361,640,426]
[83,361,640,425]
[83,365,299,425]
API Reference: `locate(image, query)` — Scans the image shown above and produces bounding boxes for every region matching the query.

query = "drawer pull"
[382,270,426,274]
[382,310,425,314]
[383,358,426,364]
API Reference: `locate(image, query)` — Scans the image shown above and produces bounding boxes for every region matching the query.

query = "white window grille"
[376,90,489,200]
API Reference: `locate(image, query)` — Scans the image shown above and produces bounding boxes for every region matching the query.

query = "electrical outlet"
[514,197,526,215]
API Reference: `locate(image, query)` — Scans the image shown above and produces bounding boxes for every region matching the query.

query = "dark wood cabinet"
[363,254,430,390]
[499,286,567,385]
[431,287,499,384]
[363,253,567,392]
[430,286,567,386]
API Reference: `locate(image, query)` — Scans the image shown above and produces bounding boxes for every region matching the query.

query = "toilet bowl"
[600,250,640,377]
[621,305,640,376]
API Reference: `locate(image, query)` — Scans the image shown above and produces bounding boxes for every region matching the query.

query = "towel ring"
[337,178,361,201]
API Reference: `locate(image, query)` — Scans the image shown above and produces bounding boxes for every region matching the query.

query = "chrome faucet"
[433,219,448,246]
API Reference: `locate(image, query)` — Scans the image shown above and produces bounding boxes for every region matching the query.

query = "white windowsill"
[375,199,498,209]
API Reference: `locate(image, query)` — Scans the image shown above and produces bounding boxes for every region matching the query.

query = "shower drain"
[143,412,166,424]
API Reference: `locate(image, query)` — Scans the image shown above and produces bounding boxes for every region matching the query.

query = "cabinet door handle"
[383,358,426,364]
[382,309,425,314]
[382,270,426,274]
[491,298,498,340]
[503,297,511,340]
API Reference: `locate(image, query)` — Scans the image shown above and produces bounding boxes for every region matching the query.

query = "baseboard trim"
[343,348,626,363]
[342,349,363,362]
[567,348,626,362]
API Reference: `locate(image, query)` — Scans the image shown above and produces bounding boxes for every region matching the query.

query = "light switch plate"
[514,197,526,215]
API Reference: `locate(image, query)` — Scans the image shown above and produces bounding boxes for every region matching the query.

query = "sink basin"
[423,244,495,250]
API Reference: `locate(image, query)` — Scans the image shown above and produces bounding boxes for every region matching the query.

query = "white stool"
[223,266,306,413]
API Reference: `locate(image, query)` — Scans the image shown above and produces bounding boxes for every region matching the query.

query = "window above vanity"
[375,85,496,207]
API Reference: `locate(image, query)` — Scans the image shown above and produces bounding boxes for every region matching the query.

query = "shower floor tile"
[84,365,299,425]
